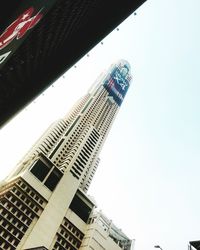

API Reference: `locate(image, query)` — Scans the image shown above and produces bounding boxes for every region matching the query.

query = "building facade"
[0,60,133,250]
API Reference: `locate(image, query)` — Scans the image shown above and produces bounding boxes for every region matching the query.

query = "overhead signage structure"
[0,0,58,68]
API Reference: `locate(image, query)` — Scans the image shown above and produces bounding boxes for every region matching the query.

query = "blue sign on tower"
[103,62,132,106]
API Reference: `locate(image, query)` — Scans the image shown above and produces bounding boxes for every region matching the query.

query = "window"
[69,194,92,223]
[30,159,52,182]
[44,167,63,191]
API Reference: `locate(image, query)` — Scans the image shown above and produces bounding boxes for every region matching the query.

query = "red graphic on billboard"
[0,7,43,50]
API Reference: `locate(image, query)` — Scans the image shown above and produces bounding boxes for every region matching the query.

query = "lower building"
[81,211,133,250]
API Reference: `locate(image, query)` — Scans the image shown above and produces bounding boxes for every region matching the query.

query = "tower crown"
[103,59,132,106]
[116,59,131,75]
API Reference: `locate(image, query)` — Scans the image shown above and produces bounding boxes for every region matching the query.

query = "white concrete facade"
[0,60,132,250]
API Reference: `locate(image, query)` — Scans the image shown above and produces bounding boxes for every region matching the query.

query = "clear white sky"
[0,0,200,250]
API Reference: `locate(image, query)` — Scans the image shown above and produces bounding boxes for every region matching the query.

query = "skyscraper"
[0,60,133,250]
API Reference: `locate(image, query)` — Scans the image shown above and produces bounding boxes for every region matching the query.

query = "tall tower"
[0,60,133,250]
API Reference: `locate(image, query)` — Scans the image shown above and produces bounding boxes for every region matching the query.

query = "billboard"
[0,0,58,68]
[103,61,132,106]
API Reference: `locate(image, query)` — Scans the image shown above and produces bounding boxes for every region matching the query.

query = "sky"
[0,0,200,250]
